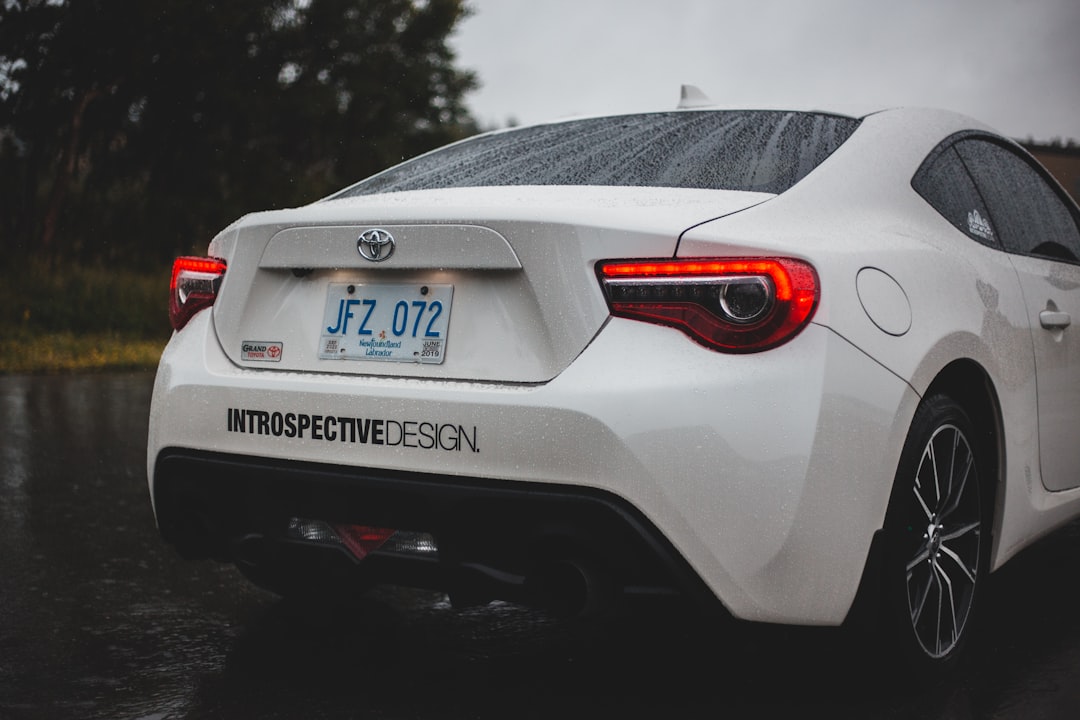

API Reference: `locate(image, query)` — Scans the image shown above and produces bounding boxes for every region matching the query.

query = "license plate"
[318,283,453,364]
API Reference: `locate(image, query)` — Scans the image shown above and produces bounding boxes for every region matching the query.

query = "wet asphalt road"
[1,371,1080,719]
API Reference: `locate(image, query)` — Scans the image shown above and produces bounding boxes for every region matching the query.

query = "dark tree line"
[0,0,477,267]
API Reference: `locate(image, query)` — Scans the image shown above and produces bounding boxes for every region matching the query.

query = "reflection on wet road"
[1,372,1078,719]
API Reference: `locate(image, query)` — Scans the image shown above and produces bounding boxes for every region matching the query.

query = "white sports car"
[148,99,1080,676]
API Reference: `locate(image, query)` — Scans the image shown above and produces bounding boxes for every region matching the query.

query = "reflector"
[380,530,439,557]
[286,517,338,544]
[331,524,397,561]
[285,517,439,561]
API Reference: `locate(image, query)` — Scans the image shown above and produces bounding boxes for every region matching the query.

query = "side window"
[912,145,998,247]
[955,139,1080,263]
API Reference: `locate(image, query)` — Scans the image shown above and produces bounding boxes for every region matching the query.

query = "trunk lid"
[209,185,772,383]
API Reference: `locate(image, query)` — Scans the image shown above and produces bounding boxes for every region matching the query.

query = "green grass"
[0,331,167,373]
[0,260,172,374]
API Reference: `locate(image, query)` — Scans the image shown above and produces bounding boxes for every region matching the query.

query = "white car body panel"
[678,108,1080,571]
[148,106,1080,631]
[149,307,916,623]
[1009,253,1080,492]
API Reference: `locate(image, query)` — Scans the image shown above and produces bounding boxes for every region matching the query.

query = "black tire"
[880,393,990,679]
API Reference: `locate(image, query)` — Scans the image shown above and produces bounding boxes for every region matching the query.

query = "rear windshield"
[333,110,860,198]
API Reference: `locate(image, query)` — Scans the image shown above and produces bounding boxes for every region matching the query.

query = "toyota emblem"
[357,228,395,262]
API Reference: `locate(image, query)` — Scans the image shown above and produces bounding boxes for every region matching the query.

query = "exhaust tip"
[232,533,271,569]
[525,557,613,618]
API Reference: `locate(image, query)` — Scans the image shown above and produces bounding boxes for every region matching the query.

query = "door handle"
[1040,310,1071,330]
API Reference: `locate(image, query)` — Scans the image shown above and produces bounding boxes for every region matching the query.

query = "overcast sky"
[450,0,1080,142]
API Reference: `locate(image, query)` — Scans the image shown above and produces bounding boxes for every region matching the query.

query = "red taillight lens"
[169,256,227,331]
[598,257,819,353]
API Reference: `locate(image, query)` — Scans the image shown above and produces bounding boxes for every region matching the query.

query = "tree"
[0,0,477,266]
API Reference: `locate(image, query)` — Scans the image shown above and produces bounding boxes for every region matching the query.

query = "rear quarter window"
[955,139,1080,263]
[912,144,999,248]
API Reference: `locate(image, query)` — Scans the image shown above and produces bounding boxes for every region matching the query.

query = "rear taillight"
[169,256,226,331]
[598,257,819,353]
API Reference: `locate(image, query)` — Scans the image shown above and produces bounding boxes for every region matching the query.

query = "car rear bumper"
[148,309,918,624]
[153,447,721,615]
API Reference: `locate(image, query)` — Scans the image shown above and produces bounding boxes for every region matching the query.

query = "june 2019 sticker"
[241,341,283,362]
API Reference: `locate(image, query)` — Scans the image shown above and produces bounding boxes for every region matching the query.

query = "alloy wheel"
[904,423,982,659]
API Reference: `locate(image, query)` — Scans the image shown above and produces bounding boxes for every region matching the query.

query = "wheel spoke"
[908,567,932,627]
[944,430,958,510]
[932,563,944,655]
[929,441,942,508]
[940,452,974,521]
[936,558,960,648]
[911,451,937,518]
[906,545,931,573]
[939,543,976,585]
[941,520,979,544]
[913,485,933,522]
